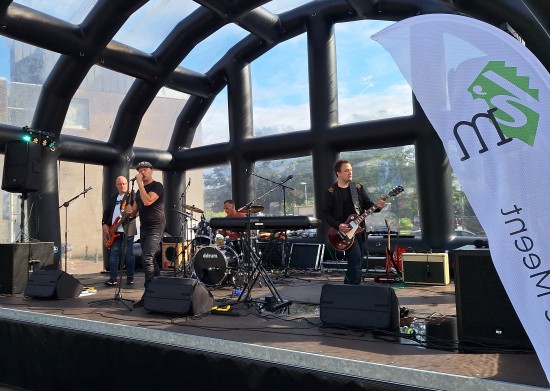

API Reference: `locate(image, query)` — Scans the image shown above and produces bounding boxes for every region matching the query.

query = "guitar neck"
[354,195,389,226]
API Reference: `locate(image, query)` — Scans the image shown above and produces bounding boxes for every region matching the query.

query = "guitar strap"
[349,181,361,214]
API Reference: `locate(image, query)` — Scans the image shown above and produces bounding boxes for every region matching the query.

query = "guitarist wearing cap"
[101,176,137,286]
[323,160,386,285]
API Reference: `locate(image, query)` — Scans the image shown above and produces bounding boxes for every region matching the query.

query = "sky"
[1,1,412,146]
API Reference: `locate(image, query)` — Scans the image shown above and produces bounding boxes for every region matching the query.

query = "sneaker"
[104,279,117,286]
[126,277,134,285]
[133,298,144,308]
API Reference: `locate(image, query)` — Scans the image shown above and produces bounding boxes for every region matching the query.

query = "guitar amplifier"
[402,253,450,285]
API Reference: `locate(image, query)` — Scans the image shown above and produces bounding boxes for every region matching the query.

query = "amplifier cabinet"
[402,252,450,285]
[0,242,55,294]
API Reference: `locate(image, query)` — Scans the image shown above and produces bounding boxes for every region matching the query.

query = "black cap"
[136,161,153,169]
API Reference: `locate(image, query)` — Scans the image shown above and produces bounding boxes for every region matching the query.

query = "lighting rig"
[21,126,56,151]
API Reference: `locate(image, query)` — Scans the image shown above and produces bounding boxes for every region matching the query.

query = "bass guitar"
[327,185,404,251]
[103,192,134,249]
[103,215,128,249]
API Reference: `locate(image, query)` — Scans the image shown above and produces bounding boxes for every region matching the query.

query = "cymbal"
[183,204,204,214]
[237,205,264,214]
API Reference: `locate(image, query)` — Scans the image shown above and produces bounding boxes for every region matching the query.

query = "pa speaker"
[25,270,82,299]
[452,247,533,351]
[0,242,55,294]
[2,141,41,193]
[320,283,399,331]
[161,242,182,270]
[144,277,213,316]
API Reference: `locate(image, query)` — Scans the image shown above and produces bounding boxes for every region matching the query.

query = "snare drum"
[192,245,239,286]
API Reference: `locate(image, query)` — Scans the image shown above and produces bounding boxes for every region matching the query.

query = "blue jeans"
[108,234,135,281]
[140,232,162,287]
[344,235,366,285]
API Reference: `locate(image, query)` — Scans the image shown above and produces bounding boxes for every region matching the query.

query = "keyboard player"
[217,200,247,252]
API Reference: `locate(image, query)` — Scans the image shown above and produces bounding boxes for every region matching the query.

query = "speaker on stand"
[2,141,41,193]
[2,140,41,242]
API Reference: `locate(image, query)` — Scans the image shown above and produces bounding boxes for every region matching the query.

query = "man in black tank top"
[323,160,385,284]
[126,161,165,307]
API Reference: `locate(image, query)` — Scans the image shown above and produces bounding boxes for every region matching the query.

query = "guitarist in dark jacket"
[101,176,137,286]
[323,160,385,284]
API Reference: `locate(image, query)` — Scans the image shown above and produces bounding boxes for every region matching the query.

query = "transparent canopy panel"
[340,147,418,232]
[198,86,229,147]
[180,24,250,74]
[112,0,199,54]
[335,20,413,125]
[251,35,310,137]
[134,88,189,150]
[262,0,310,13]
[63,65,135,141]
[252,156,313,216]
[14,0,97,25]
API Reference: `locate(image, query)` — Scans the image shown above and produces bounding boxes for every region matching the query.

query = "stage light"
[20,126,57,152]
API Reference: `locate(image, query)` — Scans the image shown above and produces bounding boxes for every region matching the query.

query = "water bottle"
[409,318,426,343]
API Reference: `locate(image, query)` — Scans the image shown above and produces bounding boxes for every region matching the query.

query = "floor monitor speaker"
[144,277,213,316]
[452,247,533,351]
[25,269,82,299]
[2,141,41,193]
[320,283,399,331]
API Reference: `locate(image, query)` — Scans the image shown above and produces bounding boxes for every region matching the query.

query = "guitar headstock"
[388,185,404,197]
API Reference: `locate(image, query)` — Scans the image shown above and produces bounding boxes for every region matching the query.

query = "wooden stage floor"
[0,259,548,391]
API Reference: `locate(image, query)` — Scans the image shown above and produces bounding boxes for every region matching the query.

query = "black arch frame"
[1,0,549,265]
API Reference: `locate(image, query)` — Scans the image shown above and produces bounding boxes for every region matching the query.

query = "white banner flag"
[372,14,550,381]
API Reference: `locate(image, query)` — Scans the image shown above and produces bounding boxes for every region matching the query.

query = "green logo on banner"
[468,61,539,146]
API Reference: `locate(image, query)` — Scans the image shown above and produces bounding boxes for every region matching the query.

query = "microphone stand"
[248,170,294,215]
[58,186,92,271]
[235,173,293,313]
[177,180,192,277]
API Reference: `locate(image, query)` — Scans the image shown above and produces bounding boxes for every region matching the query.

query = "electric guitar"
[327,185,404,251]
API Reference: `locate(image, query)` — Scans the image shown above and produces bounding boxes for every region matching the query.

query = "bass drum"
[192,245,239,286]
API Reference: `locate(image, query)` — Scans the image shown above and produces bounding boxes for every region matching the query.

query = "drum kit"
[172,203,265,289]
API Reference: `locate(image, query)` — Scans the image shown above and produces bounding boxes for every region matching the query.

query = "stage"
[0,258,547,391]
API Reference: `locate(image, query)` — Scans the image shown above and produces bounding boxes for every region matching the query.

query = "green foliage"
[202,146,483,235]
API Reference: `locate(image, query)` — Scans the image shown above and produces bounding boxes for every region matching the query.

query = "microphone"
[187,177,191,186]
[84,186,92,193]
[129,178,136,183]
[282,175,293,183]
